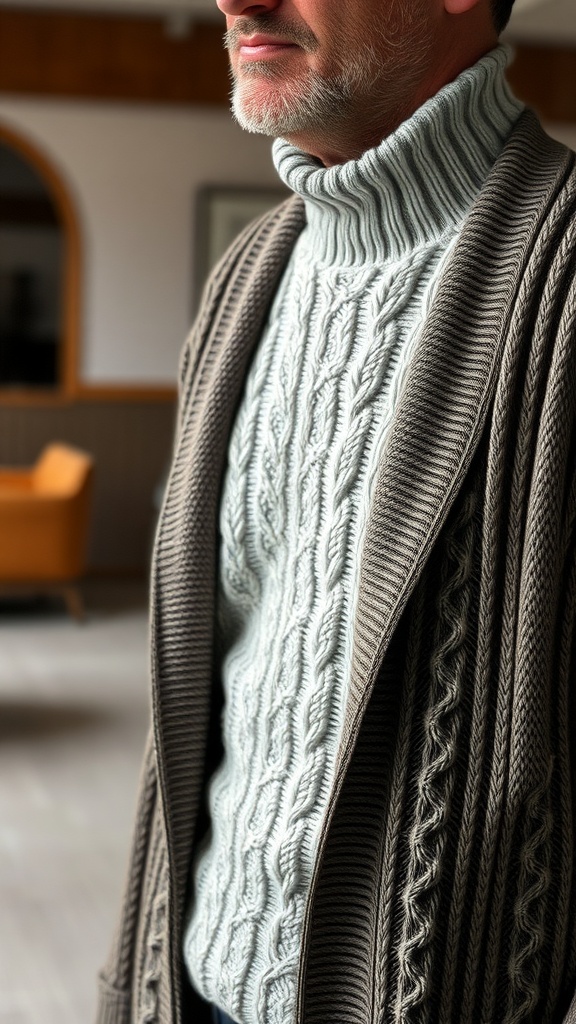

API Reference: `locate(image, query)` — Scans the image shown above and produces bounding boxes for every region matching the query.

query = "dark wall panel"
[0,9,229,105]
[507,46,576,123]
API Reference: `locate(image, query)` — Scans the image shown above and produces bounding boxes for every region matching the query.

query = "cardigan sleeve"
[95,731,158,1024]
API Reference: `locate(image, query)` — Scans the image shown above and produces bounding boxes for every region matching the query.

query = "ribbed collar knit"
[272,46,524,266]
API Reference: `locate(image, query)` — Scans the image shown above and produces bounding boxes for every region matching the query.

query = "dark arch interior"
[0,140,64,388]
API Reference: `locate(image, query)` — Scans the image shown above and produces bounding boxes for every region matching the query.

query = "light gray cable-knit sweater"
[183,47,523,1024]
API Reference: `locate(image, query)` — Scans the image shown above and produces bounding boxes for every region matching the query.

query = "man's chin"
[231,75,346,139]
[232,99,287,136]
[232,85,303,137]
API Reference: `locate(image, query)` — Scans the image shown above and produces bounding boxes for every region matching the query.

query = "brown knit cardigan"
[97,111,576,1024]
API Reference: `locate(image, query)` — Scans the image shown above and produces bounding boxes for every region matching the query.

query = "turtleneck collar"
[272,46,524,267]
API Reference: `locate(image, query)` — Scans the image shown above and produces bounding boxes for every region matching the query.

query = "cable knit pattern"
[395,483,478,1022]
[183,47,523,1024]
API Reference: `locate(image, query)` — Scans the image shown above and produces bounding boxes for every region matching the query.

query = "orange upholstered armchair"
[0,443,94,618]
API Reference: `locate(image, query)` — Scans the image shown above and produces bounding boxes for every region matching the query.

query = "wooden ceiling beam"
[0,8,230,105]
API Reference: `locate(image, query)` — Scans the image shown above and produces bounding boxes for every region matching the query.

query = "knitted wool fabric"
[183,47,523,1024]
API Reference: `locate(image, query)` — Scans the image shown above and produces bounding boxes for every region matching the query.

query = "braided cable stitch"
[395,487,477,1022]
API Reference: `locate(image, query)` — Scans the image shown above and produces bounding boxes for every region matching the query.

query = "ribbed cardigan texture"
[96,111,576,1024]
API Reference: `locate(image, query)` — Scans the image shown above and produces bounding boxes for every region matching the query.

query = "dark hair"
[491,0,516,33]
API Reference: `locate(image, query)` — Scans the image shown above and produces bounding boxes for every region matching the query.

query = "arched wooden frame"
[0,120,81,400]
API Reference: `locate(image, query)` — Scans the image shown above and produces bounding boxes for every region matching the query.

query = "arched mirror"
[0,128,79,394]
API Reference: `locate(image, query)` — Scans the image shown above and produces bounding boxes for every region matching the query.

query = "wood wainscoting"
[0,398,177,574]
[0,8,229,106]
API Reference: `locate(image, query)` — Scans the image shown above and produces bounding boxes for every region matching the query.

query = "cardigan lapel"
[150,197,306,1015]
[338,111,575,765]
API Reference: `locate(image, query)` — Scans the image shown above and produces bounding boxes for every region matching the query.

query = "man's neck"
[283,34,499,167]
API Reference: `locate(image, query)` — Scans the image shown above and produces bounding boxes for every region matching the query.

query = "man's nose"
[216,0,281,16]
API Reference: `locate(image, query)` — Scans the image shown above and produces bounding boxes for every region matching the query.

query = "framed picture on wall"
[194,185,290,311]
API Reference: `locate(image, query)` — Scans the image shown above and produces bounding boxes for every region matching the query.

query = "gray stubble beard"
[230,58,370,139]
[229,9,433,150]
[229,38,399,143]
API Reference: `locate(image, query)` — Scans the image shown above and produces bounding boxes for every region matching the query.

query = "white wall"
[1,100,571,388]
[0,100,279,386]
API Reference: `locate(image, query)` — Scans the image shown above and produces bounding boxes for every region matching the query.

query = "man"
[97,0,576,1020]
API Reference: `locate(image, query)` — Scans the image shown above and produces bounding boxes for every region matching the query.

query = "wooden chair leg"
[62,585,85,622]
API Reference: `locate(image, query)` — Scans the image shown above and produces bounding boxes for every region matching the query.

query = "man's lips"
[237,35,299,58]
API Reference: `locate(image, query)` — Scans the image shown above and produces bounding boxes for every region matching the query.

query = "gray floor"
[0,582,150,1024]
